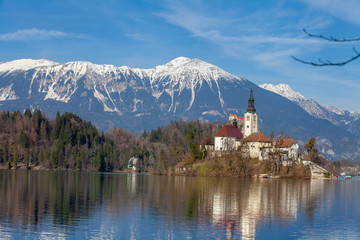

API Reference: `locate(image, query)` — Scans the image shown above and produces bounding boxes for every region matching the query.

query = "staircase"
[309,162,328,179]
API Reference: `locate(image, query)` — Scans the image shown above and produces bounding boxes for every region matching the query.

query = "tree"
[19,130,30,148]
[305,137,319,161]
[25,148,30,169]
[13,144,19,169]
[292,29,360,66]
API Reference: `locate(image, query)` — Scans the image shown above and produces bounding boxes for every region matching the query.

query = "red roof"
[229,114,238,118]
[276,139,297,148]
[238,117,244,119]
[214,125,243,138]
[243,132,272,142]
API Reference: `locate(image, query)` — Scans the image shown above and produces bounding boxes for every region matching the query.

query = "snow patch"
[202,110,224,117]
[0,84,18,101]
[135,113,150,117]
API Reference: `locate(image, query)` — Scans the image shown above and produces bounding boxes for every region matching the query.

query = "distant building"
[200,140,214,151]
[242,132,272,160]
[174,161,189,173]
[214,125,243,151]
[128,157,139,171]
[276,138,299,160]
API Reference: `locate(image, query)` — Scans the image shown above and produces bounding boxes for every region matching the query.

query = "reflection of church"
[211,179,303,239]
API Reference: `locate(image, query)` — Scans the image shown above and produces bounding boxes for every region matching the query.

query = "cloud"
[298,0,360,25]
[155,1,330,64]
[0,28,85,41]
[124,33,148,41]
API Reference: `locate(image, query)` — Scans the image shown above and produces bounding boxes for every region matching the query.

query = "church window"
[247,125,249,128]
[246,116,250,121]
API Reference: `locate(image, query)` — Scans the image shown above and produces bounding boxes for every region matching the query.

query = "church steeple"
[246,88,256,113]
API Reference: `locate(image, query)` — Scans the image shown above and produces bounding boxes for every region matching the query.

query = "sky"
[0,0,359,111]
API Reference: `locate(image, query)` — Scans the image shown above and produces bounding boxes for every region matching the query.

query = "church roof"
[276,138,297,148]
[243,132,271,142]
[246,88,256,113]
[214,125,243,138]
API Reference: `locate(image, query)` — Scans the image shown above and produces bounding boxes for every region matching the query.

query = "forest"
[4,109,345,177]
[0,109,222,173]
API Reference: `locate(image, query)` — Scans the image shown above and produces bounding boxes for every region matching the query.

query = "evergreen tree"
[19,130,30,148]
[51,112,61,140]
[13,144,18,169]
[305,137,319,160]
[4,140,9,163]
[25,148,30,169]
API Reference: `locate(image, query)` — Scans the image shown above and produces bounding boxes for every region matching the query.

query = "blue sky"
[1,0,359,111]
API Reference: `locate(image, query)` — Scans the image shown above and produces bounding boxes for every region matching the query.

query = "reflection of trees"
[0,170,330,238]
[0,170,110,228]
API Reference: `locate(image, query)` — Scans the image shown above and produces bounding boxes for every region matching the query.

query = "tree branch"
[293,29,360,66]
[303,28,360,42]
[291,47,360,66]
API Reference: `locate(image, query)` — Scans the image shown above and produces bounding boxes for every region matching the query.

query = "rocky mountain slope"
[1,57,359,160]
[259,83,360,137]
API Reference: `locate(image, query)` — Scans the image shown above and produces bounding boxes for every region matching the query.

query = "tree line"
[0,110,221,172]
[0,110,117,171]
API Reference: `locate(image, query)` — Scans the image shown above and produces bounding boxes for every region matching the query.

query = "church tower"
[244,88,259,138]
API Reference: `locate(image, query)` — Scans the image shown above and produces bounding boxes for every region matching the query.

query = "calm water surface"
[0,170,359,239]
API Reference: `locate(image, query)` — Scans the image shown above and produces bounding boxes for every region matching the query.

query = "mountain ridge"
[260,83,360,137]
[1,57,360,161]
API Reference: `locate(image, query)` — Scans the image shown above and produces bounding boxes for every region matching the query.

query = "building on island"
[200,140,214,151]
[208,88,299,163]
[276,138,299,160]
[128,157,138,171]
[214,125,243,151]
[242,132,272,160]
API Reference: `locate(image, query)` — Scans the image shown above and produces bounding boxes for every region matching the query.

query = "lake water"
[0,170,359,239]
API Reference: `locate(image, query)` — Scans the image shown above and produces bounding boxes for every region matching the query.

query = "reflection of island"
[0,170,330,239]
[210,179,322,239]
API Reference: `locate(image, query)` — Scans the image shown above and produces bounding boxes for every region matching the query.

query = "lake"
[0,170,359,239]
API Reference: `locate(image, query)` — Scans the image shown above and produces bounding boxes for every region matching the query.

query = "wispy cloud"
[0,28,85,41]
[124,33,148,41]
[156,1,329,65]
[298,0,360,25]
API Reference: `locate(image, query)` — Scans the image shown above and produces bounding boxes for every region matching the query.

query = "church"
[212,89,299,161]
[214,88,262,151]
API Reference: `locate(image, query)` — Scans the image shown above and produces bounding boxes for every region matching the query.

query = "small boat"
[344,176,354,180]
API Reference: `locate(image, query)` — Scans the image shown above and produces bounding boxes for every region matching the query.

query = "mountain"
[259,83,360,137]
[1,57,360,161]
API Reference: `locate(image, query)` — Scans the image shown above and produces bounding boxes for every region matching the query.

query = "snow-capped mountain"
[260,83,360,137]
[1,57,360,161]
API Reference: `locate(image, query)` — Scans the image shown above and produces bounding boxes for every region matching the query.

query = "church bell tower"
[244,88,259,138]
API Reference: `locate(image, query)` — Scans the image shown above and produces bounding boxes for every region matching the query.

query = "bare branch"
[291,47,360,66]
[293,28,360,66]
[303,28,360,42]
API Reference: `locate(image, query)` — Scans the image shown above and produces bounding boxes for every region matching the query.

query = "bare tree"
[292,28,360,66]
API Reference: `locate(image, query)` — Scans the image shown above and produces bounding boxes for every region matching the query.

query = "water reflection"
[0,170,359,239]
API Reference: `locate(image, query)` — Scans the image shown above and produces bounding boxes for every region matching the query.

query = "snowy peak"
[260,83,306,103]
[0,59,58,72]
[150,57,239,87]
[164,56,191,67]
